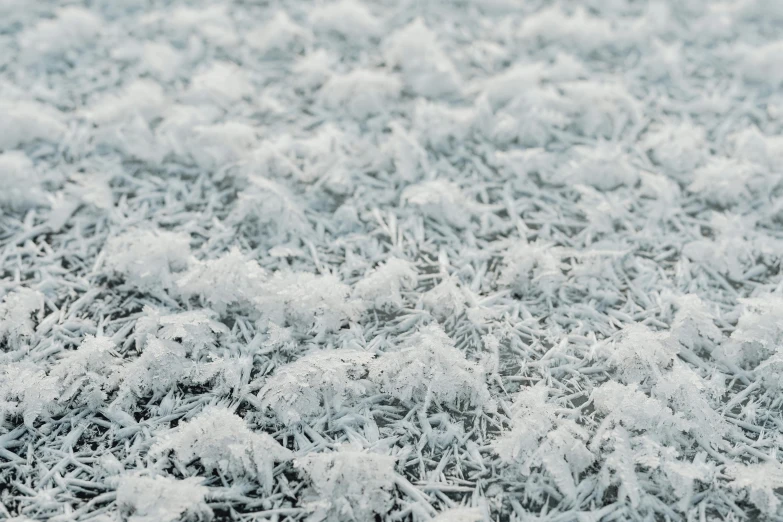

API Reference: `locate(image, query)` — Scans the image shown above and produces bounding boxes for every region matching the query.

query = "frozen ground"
[1,0,783,520]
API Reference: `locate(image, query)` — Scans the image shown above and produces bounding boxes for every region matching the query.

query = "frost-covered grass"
[1,0,783,521]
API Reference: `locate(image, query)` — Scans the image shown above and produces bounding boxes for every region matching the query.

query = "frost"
[151,406,292,490]
[562,144,639,191]
[0,288,44,350]
[560,81,639,138]
[135,308,228,357]
[320,69,402,119]
[498,241,564,298]
[295,447,396,521]
[186,122,260,171]
[354,257,417,311]
[422,277,466,320]
[642,121,708,183]
[310,0,381,40]
[742,41,783,87]
[19,7,101,58]
[383,19,461,98]
[142,41,183,82]
[0,361,58,428]
[177,249,266,314]
[246,11,311,56]
[3,1,783,520]
[495,386,592,501]
[718,296,783,368]
[103,229,191,292]
[0,152,47,211]
[87,80,166,126]
[187,62,254,105]
[259,349,374,425]
[726,462,783,514]
[432,508,483,522]
[48,336,121,411]
[369,324,492,410]
[592,381,691,442]
[688,158,756,208]
[518,7,619,53]
[402,180,474,228]
[230,176,310,239]
[255,271,360,335]
[413,100,475,152]
[116,474,212,522]
[0,100,67,150]
[603,325,677,385]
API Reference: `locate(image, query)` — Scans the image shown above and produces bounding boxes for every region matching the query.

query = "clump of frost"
[477,64,543,110]
[383,18,461,98]
[642,121,708,183]
[152,406,292,490]
[102,229,191,292]
[310,0,381,40]
[293,49,337,90]
[487,86,569,147]
[681,214,773,282]
[591,381,691,443]
[494,386,557,464]
[668,295,723,353]
[48,336,121,410]
[115,337,189,405]
[231,176,310,238]
[518,6,618,53]
[319,69,402,119]
[0,288,44,350]
[0,100,67,150]
[116,474,212,522]
[258,349,374,425]
[0,361,58,428]
[163,5,237,47]
[142,41,183,81]
[560,81,640,138]
[562,144,639,191]
[729,127,783,172]
[422,276,466,320]
[718,296,783,368]
[246,11,311,56]
[0,152,47,211]
[402,180,474,228]
[726,462,783,515]
[413,100,475,152]
[603,324,677,385]
[186,122,260,171]
[369,324,493,411]
[86,80,166,126]
[495,385,593,501]
[19,7,101,58]
[498,241,564,298]
[354,257,417,310]
[66,171,114,210]
[687,158,756,208]
[653,363,731,444]
[178,249,266,314]
[376,122,429,182]
[187,62,254,106]
[135,308,228,357]
[741,41,783,88]
[255,271,360,335]
[295,447,396,522]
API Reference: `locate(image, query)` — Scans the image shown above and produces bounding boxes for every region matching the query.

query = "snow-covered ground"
[2,0,783,520]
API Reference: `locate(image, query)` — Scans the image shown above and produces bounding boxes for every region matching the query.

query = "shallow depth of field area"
[1,0,783,521]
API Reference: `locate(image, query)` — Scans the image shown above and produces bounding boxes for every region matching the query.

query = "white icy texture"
[1,0,783,520]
